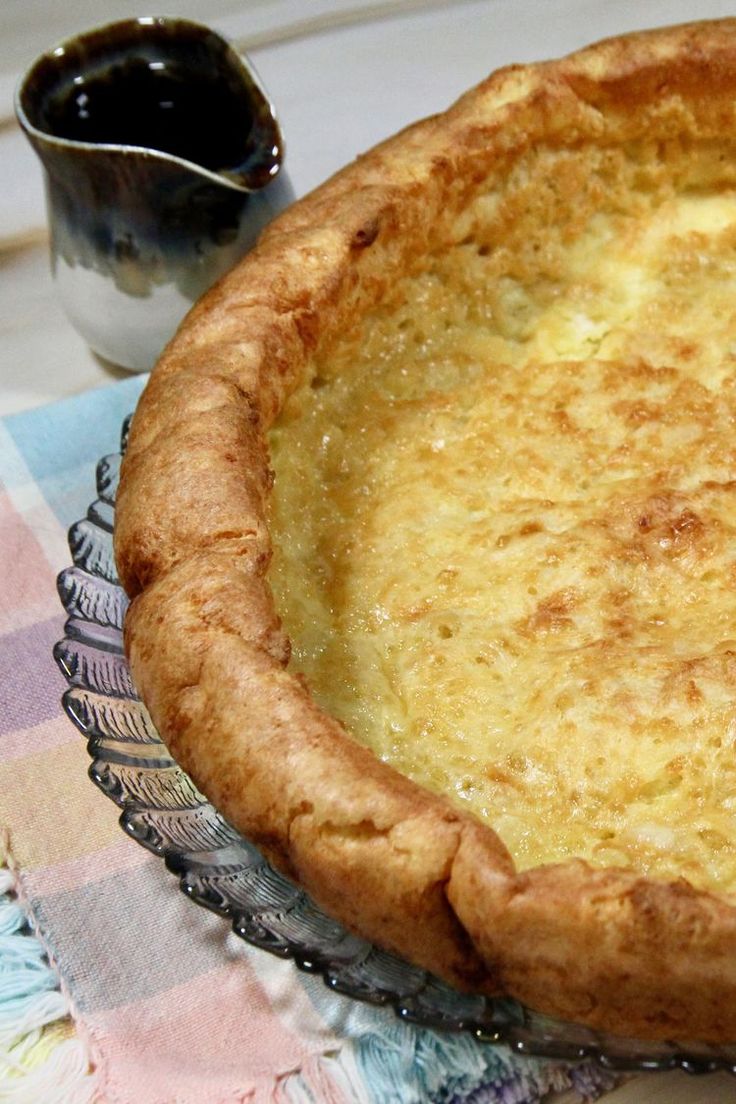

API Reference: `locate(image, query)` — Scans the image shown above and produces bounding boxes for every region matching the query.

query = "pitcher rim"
[14,14,285,195]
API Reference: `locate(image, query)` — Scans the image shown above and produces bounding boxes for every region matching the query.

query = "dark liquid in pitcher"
[43,56,270,173]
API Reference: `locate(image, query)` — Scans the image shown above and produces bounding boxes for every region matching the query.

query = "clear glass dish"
[53,415,736,1076]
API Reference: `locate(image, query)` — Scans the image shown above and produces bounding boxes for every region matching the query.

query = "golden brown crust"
[116,20,736,1040]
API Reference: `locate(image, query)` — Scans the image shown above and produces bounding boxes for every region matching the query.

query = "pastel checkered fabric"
[0,377,616,1103]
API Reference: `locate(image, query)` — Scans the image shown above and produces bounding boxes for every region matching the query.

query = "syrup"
[43,55,275,175]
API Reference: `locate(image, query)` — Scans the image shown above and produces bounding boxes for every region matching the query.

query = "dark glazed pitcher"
[16,17,295,370]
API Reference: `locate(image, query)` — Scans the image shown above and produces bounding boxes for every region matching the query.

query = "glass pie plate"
[53,415,736,1077]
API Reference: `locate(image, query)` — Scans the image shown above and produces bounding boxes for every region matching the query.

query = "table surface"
[4,2,736,1100]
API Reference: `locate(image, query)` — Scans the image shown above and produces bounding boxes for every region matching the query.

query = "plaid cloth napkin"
[0,376,618,1103]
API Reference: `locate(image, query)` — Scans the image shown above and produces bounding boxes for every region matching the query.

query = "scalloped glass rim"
[52,412,736,1076]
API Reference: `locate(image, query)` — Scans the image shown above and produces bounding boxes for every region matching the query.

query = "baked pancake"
[115,20,736,1041]
[268,189,736,895]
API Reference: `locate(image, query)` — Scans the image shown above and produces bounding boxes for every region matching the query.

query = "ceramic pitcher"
[16,16,295,371]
